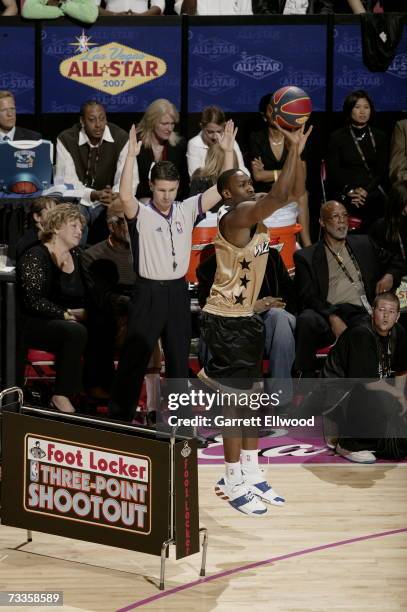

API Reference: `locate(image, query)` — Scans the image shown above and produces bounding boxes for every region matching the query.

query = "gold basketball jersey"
[203,205,270,317]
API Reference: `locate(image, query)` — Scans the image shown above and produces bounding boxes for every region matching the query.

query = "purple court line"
[117,526,407,611]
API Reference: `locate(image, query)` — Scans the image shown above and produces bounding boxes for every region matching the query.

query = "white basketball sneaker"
[242,467,286,506]
[215,477,267,516]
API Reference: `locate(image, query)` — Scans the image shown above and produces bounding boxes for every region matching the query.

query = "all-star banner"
[0,25,35,114]
[188,24,327,113]
[1,412,198,558]
[41,25,181,113]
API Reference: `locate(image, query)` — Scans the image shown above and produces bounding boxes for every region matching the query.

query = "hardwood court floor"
[1,463,406,611]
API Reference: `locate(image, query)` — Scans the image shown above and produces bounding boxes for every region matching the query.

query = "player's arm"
[201,119,238,213]
[228,125,312,229]
[119,125,142,220]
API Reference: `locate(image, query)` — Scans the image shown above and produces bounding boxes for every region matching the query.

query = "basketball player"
[198,124,312,516]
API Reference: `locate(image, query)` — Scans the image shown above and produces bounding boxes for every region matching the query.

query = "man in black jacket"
[0,91,41,142]
[294,200,406,376]
[197,247,297,387]
[322,291,407,463]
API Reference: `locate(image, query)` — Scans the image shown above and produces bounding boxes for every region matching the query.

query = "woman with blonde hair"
[17,203,87,413]
[135,98,187,201]
[190,142,239,196]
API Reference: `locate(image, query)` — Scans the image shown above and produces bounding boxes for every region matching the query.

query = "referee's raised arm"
[120,124,142,220]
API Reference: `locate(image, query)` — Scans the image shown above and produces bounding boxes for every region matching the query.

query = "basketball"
[270,86,312,130]
[10,181,38,194]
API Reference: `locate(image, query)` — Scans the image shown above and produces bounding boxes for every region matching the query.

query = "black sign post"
[0,387,207,590]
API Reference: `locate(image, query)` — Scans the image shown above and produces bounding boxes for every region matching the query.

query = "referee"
[111,122,237,421]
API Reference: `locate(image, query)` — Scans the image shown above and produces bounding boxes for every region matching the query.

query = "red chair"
[25,349,56,381]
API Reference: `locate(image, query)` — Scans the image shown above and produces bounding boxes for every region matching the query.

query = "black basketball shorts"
[200,311,265,385]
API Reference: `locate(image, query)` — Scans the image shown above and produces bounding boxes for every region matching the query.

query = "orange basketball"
[271,86,312,130]
[10,181,38,194]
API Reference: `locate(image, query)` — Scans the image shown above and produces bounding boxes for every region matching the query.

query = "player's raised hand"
[219,119,238,152]
[273,123,312,154]
[128,124,142,157]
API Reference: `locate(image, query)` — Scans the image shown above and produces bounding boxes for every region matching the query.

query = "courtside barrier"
[0,387,208,590]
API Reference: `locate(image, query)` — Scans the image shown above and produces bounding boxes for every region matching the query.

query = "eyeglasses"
[0,107,16,114]
[326,213,349,222]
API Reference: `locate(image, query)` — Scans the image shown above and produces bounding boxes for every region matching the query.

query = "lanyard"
[84,143,101,188]
[398,233,406,262]
[164,215,178,272]
[324,241,363,286]
[349,126,376,177]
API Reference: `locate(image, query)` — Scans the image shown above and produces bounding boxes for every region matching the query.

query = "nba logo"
[30,460,39,482]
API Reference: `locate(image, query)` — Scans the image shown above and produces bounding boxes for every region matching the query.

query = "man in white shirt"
[187,105,249,177]
[175,0,253,15]
[55,100,139,240]
[96,0,164,15]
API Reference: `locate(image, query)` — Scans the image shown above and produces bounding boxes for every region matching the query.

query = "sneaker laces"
[231,481,256,502]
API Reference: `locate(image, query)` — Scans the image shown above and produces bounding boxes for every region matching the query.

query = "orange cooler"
[268,223,302,272]
[187,224,217,283]
[186,218,302,283]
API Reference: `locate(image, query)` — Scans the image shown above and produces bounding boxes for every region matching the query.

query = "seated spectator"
[175,0,252,14]
[81,210,135,398]
[389,119,407,184]
[369,181,407,260]
[55,100,139,243]
[322,292,407,463]
[294,200,406,377]
[96,0,164,15]
[250,93,311,246]
[22,0,97,21]
[0,90,41,141]
[190,142,238,196]
[17,204,87,414]
[15,196,58,260]
[135,98,188,202]
[197,248,297,393]
[252,1,334,13]
[0,0,18,15]
[326,89,388,231]
[252,0,380,12]
[187,105,248,178]
[345,0,405,12]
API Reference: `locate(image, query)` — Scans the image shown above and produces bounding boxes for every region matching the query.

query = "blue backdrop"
[41,25,182,113]
[333,24,407,112]
[0,26,35,114]
[188,25,327,113]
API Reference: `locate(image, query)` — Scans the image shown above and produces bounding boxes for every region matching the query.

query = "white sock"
[225,461,242,485]
[241,449,260,473]
[145,373,160,413]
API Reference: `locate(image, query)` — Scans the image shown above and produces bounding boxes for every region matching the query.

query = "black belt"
[136,277,186,287]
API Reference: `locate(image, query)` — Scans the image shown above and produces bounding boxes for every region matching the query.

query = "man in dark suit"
[389,119,407,184]
[0,91,41,141]
[294,200,406,376]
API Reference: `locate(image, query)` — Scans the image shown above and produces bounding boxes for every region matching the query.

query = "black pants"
[83,309,117,392]
[112,278,191,417]
[295,307,368,374]
[337,387,407,457]
[23,317,87,396]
